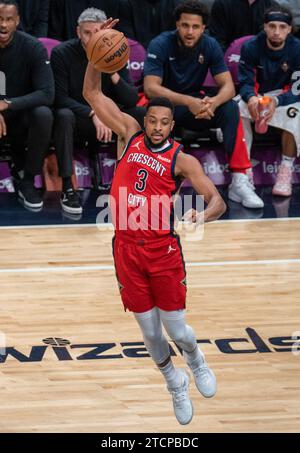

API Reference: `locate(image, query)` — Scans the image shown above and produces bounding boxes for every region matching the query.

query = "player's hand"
[194,110,213,120]
[187,97,208,117]
[247,96,260,121]
[195,96,218,120]
[100,17,119,31]
[0,113,7,138]
[182,208,204,225]
[92,114,113,142]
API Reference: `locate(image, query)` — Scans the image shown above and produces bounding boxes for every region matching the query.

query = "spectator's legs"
[272,131,297,197]
[25,106,53,176]
[53,108,76,186]
[3,110,27,175]
[4,107,53,209]
[211,100,251,172]
[281,131,297,159]
[174,100,263,208]
[75,114,99,146]
[214,101,263,208]
[53,108,87,214]
[174,100,252,171]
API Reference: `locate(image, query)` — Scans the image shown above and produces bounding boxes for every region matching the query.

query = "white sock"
[159,360,181,389]
[282,155,295,169]
[232,172,247,183]
[184,345,204,367]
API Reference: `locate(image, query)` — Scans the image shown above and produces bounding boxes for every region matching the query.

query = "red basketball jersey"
[110,131,183,239]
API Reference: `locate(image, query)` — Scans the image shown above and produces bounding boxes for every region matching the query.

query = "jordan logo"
[167,245,176,254]
[132,141,142,151]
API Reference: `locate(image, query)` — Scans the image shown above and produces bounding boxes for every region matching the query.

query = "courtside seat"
[127,38,146,92]
[38,37,61,58]
[224,35,253,89]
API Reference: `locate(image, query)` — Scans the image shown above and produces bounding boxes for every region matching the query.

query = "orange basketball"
[86,29,130,73]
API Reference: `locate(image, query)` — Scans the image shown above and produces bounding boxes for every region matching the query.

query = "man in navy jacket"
[238,4,300,197]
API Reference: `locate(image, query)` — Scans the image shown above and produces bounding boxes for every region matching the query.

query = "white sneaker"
[272,164,292,197]
[167,369,193,425]
[229,172,264,209]
[184,349,217,398]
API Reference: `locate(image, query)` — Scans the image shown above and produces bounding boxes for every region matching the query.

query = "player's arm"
[83,63,140,144]
[175,152,226,223]
[144,75,191,107]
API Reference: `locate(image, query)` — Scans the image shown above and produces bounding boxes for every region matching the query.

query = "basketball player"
[83,62,226,425]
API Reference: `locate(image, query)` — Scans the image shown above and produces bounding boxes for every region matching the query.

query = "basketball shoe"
[167,368,193,425]
[183,349,217,398]
[229,172,264,208]
[272,164,292,197]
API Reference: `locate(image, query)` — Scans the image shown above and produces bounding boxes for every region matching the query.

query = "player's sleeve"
[9,41,55,111]
[276,46,300,106]
[209,38,229,77]
[110,67,139,108]
[50,45,92,117]
[143,36,166,79]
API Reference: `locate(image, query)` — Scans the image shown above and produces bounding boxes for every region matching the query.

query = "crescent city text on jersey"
[127,153,167,177]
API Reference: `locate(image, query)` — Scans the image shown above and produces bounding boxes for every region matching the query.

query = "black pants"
[174,99,240,156]
[53,107,146,178]
[2,106,53,176]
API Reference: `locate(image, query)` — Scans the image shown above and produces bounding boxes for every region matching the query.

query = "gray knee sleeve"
[159,309,197,353]
[134,308,170,364]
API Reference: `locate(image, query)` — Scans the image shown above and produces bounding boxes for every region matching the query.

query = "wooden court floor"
[0,219,299,433]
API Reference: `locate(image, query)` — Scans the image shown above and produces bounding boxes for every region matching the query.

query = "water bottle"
[255,96,271,134]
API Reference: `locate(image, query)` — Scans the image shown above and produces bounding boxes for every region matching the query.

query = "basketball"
[86,29,130,73]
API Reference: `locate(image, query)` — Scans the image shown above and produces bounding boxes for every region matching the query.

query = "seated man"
[0,0,54,209]
[144,0,263,209]
[51,7,144,214]
[238,4,300,197]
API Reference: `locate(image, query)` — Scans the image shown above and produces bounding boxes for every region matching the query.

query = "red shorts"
[112,234,187,313]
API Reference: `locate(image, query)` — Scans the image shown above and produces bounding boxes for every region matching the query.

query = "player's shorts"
[112,234,187,313]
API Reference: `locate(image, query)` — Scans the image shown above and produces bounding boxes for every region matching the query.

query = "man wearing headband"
[238,5,300,197]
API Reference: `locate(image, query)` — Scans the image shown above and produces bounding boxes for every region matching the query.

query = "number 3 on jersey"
[135,169,148,192]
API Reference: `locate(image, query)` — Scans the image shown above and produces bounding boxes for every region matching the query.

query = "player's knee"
[166,324,195,347]
[223,99,239,117]
[143,328,160,344]
[167,328,187,345]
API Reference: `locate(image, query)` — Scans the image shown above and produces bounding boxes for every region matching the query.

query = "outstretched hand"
[99,17,119,31]
[182,208,205,226]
